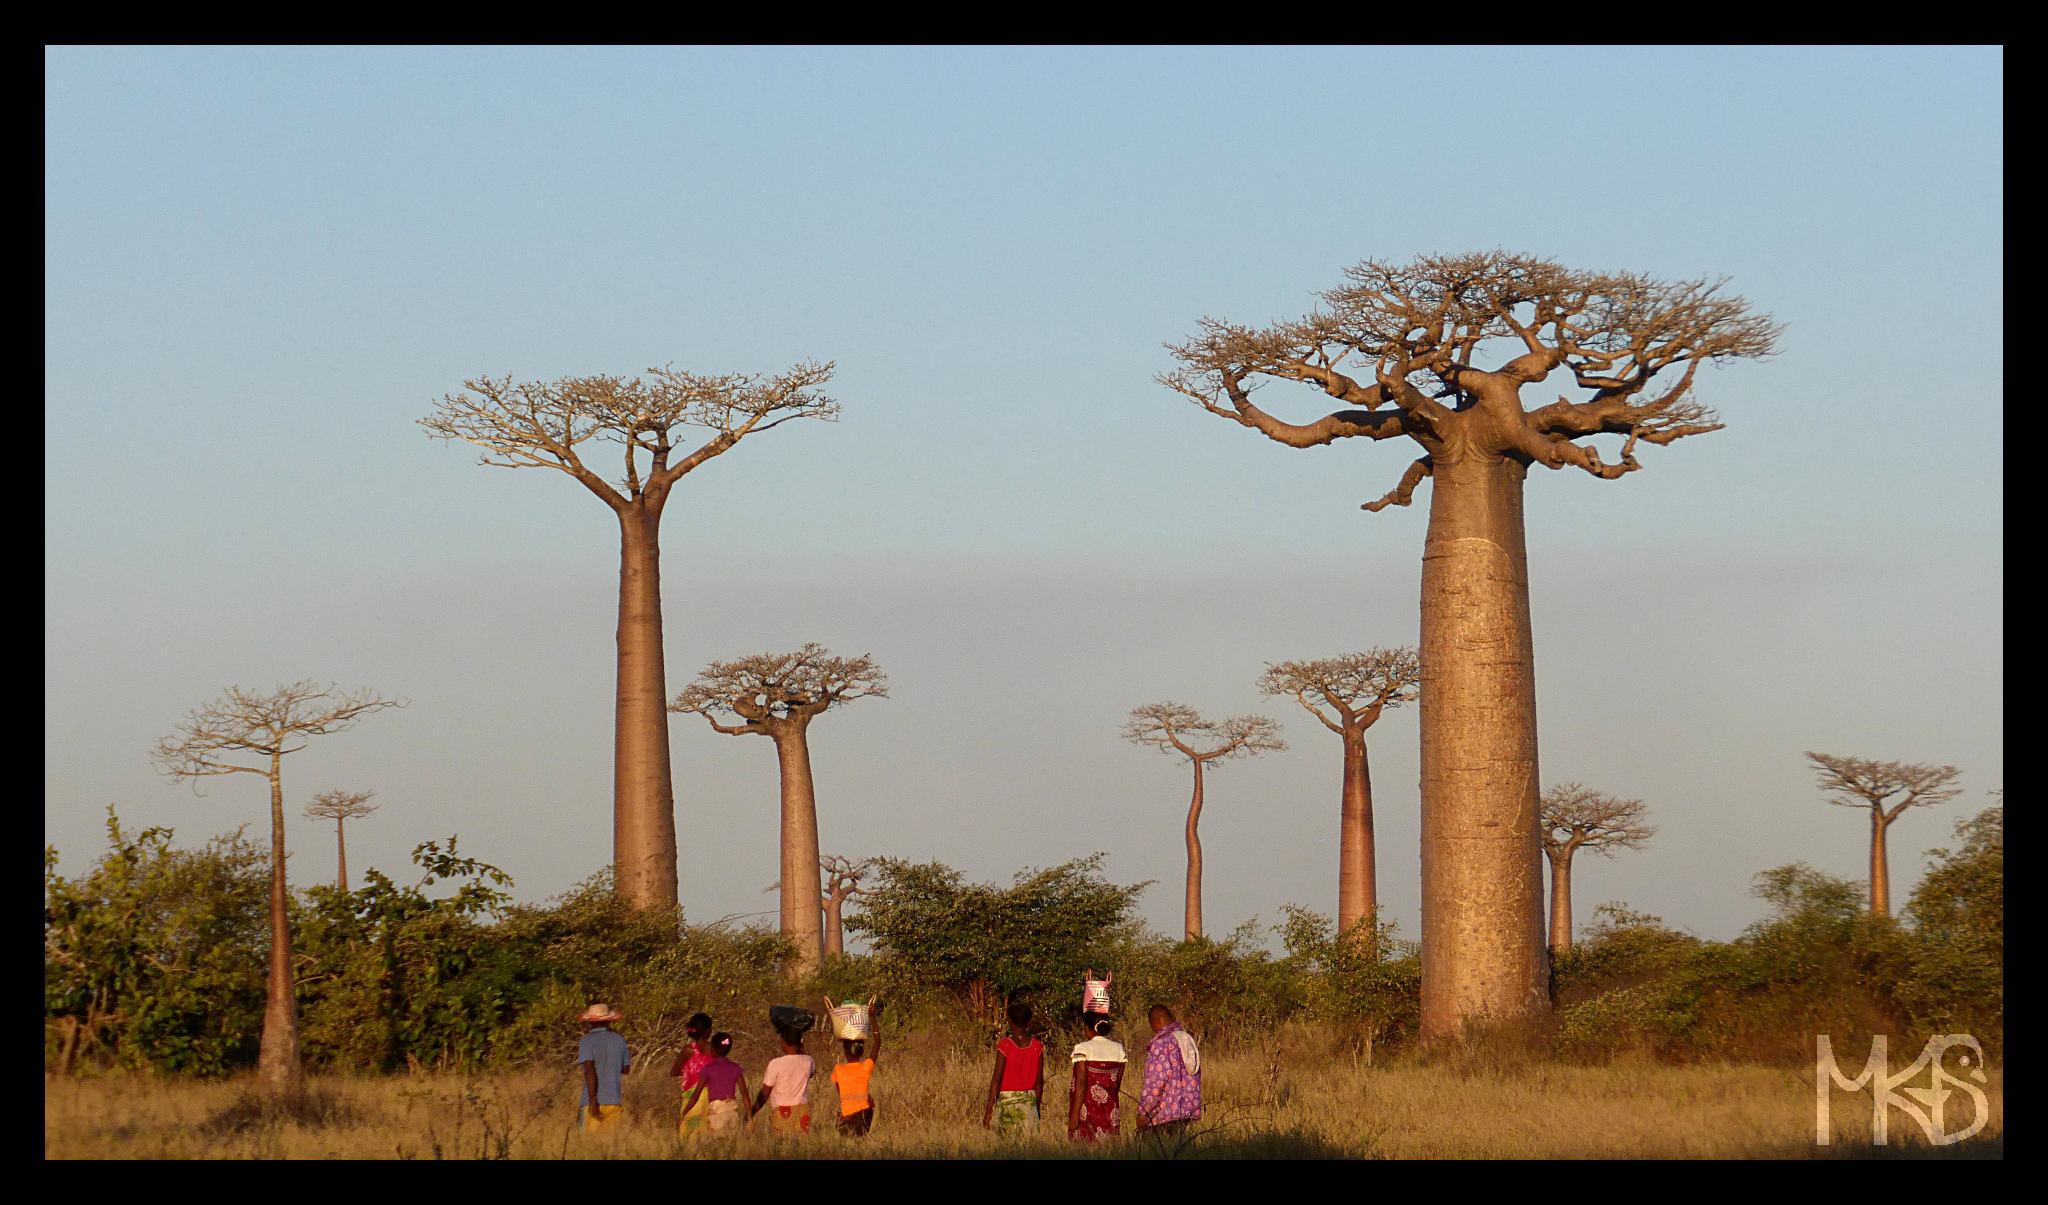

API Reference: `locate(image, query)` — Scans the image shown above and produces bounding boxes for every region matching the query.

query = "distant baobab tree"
[821,854,876,957]
[1165,252,1778,1038]
[1122,702,1286,941]
[671,644,887,979]
[303,790,378,891]
[1805,752,1962,917]
[1538,783,1653,950]
[1258,648,1419,947]
[422,363,838,911]
[152,682,402,1092]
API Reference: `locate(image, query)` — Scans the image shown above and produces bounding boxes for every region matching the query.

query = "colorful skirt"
[994,1089,1039,1135]
[679,1090,710,1138]
[1072,1061,1123,1141]
[769,1103,812,1135]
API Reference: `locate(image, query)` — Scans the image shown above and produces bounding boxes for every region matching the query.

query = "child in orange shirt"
[829,996,883,1136]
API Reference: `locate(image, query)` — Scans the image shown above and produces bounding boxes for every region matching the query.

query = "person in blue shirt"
[577,1002,632,1131]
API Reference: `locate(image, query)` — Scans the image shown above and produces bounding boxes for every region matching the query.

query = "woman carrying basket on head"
[1069,971,1125,1142]
[825,995,883,1136]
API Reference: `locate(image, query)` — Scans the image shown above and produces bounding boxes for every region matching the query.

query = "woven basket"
[826,1000,870,1040]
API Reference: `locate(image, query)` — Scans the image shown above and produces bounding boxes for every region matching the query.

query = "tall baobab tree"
[1122,703,1286,941]
[423,363,838,911]
[1258,649,1419,945]
[1165,252,1778,1038]
[152,682,402,1091]
[303,789,378,891]
[821,854,875,957]
[1538,783,1653,950]
[671,644,886,979]
[1806,752,1963,917]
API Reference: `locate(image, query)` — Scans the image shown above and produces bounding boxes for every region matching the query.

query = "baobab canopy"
[1168,251,1779,1040]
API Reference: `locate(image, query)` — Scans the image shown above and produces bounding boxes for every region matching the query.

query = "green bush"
[47,807,2003,1075]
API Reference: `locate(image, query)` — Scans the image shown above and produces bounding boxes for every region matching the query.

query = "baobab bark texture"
[1185,760,1206,941]
[260,753,301,1090]
[774,728,825,970]
[1547,851,1574,950]
[1167,253,1778,1039]
[1419,450,1545,1034]
[424,365,839,912]
[614,503,678,907]
[1123,702,1286,942]
[1340,733,1374,931]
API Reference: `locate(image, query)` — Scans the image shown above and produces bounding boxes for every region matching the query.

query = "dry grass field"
[43,1030,2002,1159]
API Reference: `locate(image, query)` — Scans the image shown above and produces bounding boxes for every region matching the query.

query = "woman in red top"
[982,1001,1043,1134]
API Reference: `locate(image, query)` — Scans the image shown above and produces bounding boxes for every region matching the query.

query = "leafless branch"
[420,362,838,509]
[1539,782,1654,857]
[1805,752,1963,823]
[670,643,887,735]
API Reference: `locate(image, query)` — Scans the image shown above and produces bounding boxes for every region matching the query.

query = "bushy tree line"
[46,806,2000,1077]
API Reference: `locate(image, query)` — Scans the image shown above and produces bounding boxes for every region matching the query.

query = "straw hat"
[579,1003,622,1023]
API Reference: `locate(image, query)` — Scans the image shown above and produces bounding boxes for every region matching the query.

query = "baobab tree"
[1165,252,1778,1038]
[423,363,838,910]
[821,854,876,957]
[1538,783,1653,951]
[1122,702,1286,941]
[303,789,378,891]
[1258,648,1419,946]
[1805,752,1963,917]
[670,644,886,979]
[152,682,402,1091]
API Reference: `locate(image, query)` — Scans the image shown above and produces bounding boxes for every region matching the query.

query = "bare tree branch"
[1256,649,1419,734]
[1539,783,1654,858]
[153,683,406,789]
[670,643,888,736]
[420,362,838,510]
[1806,752,1963,823]
[1123,702,1286,763]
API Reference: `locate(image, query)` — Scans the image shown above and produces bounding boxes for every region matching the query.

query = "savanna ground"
[44,1028,2002,1160]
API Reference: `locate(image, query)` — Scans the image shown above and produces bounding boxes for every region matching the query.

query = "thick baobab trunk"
[1547,849,1573,951]
[614,504,678,910]
[335,820,348,892]
[258,759,302,1092]
[1185,759,1205,941]
[1869,810,1891,917]
[1417,450,1548,1041]
[823,896,843,957]
[774,729,826,979]
[1338,729,1378,944]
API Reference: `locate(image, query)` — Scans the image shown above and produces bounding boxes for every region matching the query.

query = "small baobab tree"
[1258,648,1419,945]
[821,854,876,957]
[670,644,886,979]
[1122,702,1286,941]
[1538,783,1654,950]
[1165,251,1778,1038]
[1805,752,1963,917]
[423,363,838,911]
[152,682,402,1091]
[303,789,378,891]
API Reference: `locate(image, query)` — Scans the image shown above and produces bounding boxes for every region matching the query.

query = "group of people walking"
[574,975,1205,1146]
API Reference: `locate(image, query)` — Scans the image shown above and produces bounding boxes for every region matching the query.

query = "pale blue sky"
[46,46,2002,945]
